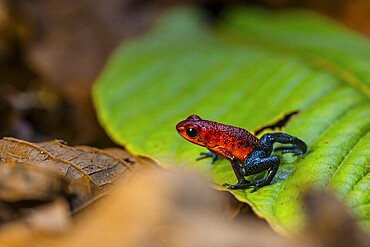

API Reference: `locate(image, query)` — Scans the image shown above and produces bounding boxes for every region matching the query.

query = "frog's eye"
[186,128,198,138]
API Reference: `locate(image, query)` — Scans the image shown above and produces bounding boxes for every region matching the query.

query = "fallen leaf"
[0,137,152,212]
[0,159,64,202]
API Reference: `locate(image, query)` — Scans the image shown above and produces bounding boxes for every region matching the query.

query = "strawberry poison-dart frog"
[176,115,307,192]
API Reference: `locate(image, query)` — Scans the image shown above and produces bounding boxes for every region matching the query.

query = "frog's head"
[176,115,207,147]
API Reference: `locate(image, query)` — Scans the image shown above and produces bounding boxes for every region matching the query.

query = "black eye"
[186,128,198,138]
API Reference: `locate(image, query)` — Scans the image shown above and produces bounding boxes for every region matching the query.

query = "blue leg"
[241,151,280,192]
[223,159,251,189]
[260,132,307,156]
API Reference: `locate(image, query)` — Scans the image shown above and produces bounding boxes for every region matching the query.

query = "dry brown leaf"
[0,157,69,224]
[0,137,98,209]
[0,159,63,202]
[36,140,137,189]
[0,137,152,212]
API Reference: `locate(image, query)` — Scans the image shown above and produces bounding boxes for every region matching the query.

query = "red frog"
[176,115,307,192]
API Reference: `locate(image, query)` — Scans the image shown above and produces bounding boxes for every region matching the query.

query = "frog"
[176,115,307,192]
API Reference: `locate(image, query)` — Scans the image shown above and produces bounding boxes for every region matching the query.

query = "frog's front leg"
[240,150,280,192]
[222,158,252,189]
[196,152,219,164]
[206,147,251,189]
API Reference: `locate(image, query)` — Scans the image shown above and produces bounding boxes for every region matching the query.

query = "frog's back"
[201,120,263,163]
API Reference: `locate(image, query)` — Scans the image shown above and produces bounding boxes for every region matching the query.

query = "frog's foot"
[249,181,264,193]
[274,144,306,157]
[196,152,219,164]
[223,180,252,190]
[248,178,275,193]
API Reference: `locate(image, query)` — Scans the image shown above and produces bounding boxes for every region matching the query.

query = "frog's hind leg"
[260,132,307,156]
[241,150,280,192]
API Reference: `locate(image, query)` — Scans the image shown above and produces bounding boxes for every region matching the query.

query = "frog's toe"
[223,181,252,190]
[196,152,219,164]
[222,183,233,189]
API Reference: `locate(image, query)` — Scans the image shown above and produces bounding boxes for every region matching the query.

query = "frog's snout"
[176,126,185,131]
[176,122,185,134]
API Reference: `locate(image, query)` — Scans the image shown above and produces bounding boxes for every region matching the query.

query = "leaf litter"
[0,168,368,247]
[0,137,155,232]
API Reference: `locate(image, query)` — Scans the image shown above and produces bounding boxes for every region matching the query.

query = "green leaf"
[93,7,370,234]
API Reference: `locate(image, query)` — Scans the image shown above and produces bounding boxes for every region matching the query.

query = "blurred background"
[0,0,369,146]
[1,2,370,246]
